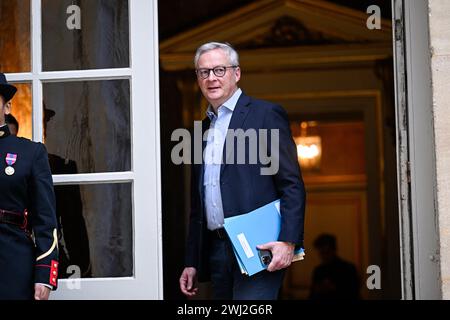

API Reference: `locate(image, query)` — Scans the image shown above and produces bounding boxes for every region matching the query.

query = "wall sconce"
[294,122,322,171]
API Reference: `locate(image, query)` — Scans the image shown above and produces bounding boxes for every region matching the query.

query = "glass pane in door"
[43,79,131,174]
[57,182,133,279]
[42,0,130,71]
[0,0,31,72]
[7,83,32,139]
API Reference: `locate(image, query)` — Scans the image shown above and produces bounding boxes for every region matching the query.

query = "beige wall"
[429,0,450,299]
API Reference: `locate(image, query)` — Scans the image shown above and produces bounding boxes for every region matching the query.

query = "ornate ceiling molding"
[160,0,392,71]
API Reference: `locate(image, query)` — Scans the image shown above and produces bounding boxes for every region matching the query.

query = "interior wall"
[159,0,400,300]
[240,62,399,299]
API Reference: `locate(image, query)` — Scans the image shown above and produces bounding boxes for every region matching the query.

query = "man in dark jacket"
[179,43,306,300]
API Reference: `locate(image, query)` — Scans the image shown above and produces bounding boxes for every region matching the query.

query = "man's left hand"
[257,241,295,272]
[34,284,51,300]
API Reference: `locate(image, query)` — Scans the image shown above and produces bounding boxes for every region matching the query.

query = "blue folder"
[224,199,305,276]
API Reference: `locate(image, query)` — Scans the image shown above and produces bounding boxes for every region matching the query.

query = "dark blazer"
[0,125,58,300]
[185,92,306,281]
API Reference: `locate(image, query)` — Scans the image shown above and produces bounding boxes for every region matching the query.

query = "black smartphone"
[258,249,273,267]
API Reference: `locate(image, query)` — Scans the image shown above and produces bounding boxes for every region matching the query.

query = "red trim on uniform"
[20,209,28,229]
[49,260,58,287]
[36,264,51,268]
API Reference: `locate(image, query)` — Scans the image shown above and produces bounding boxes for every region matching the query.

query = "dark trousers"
[208,233,286,300]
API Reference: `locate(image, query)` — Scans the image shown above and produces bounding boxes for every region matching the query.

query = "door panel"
[1,0,162,299]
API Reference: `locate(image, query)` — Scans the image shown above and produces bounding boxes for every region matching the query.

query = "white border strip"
[52,172,134,185]
[5,69,132,82]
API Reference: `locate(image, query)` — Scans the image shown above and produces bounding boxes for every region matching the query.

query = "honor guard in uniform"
[0,73,59,300]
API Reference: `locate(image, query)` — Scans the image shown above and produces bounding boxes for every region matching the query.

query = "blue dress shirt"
[204,88,242,231]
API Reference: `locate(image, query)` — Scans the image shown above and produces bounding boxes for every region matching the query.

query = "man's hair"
[5,113,19,131]
[313,233,337,250]
[194,42,240,68]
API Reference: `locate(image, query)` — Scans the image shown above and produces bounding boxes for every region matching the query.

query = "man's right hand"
[179,267,199,297]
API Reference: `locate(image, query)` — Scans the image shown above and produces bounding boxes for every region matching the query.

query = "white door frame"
[393,0,441,300]
[7,0,162,299]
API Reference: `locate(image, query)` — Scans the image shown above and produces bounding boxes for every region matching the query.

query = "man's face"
[0,95,11,125]
[196,48,241,109]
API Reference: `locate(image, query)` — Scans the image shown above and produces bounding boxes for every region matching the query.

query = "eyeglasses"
[195,66,239,79]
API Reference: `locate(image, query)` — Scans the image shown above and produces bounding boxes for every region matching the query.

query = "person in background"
[43,106,92,278]
[309,233,360,300]
[5,113,18,136]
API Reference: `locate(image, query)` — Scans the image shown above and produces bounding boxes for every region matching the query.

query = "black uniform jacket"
[0,125,58,300]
